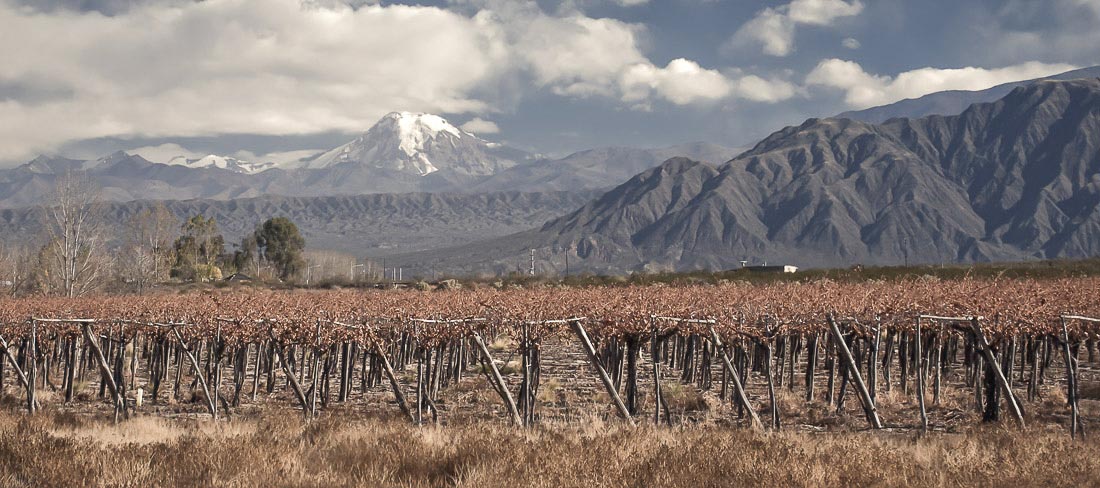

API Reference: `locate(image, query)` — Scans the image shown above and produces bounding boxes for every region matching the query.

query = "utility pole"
[529,249,535,276]
[902,235,910,267]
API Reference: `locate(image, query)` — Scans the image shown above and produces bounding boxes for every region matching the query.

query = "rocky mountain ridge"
[389,78,1100,275]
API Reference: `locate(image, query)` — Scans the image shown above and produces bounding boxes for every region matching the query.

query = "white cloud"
[0,0,512,162]
[507,11,778,107]
[787,0,863,25]
[516,14,648,97]
[611,0,648,5]
[619,59,799,108]
[127,143,203,163]
[975,0,1100,67]
[127,143,321,165]
[460,117,501,134]
[805,59,1079,108]
[0,0,761,162]
[732,75,799,103]
[620,59,731,106]
[729,8,795,56]
[234,149,323,165]
[841,37,860,49]
[729,0,862,57]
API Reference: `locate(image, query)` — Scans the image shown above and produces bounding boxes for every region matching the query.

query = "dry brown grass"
[0,409,1096,488]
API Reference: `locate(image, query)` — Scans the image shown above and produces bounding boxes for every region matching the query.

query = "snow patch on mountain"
[128,143,277,174]
[164,154,276,174]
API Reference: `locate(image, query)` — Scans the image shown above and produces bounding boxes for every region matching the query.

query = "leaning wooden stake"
[273,345,311,417]
[0,334,34,409]
[570,320,636,426]
[968,318,1025,426]
[80,323,129,422]
[708,326,762,429]
[471,331,523,426]
[171,327,218,420]
[369,338,416,424]
[827,315,883,429]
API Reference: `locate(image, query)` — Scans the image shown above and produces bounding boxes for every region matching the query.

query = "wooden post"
[415,348,424,425]
[826,334,837,405]
[804,332,818,402]
[933,328,943,405]
[251,342,261,401]
[64,336,77,403]
[471,331,523,426]
[915,317,928,432]
[869,323,881,402]
[763,340,779,429]
[708,326,762,429]
[1060,317,1084,438]
[827,315,883,429]
[969,318,1024,426]
[27,320,37,414]
[624,335,640,416]
[570,320,636,426]
[651,322,663,426]
[882,329,895,392]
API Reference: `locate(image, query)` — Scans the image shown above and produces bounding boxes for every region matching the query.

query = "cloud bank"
[805,59,1079,108]
[0,0,775,162]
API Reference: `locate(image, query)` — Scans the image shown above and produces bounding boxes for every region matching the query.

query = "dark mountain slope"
[390,78,1100,275]
[0,190,597,257]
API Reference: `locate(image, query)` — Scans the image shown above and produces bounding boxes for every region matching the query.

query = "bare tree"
[0,242,36,296]
[46,171,105,298]
[121,203,178,290]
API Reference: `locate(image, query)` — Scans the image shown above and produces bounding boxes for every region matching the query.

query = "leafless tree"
[120,203,177,290]
[46,171,105,298]
[0,242,36,296]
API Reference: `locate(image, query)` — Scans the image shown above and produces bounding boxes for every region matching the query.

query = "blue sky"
[0,0,1096,165]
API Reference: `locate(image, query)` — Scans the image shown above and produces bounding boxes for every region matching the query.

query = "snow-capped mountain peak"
[164,154,275,174]
[300,112,524,177]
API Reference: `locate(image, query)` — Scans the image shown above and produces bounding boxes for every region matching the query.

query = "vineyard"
[0,277,1096,436]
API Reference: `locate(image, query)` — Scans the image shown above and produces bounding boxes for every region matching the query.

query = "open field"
[0,410,1098,487]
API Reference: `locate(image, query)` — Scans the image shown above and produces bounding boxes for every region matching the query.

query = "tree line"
[0,171,306,297]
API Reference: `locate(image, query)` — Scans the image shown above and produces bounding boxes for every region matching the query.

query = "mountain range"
[389,77,1100,275]
[0,113,740,208]
[5,68,1100,276]
[0,190,598,258]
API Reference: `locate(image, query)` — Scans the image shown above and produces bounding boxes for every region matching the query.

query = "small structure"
[224,273,253,283]
[744,265,798,273]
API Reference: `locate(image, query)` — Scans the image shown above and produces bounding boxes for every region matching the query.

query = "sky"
[0,0,1097,166]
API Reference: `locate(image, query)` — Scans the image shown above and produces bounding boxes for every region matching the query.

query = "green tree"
[233,233,259,277]
[172,215,225,281]
[254,217,305,280]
